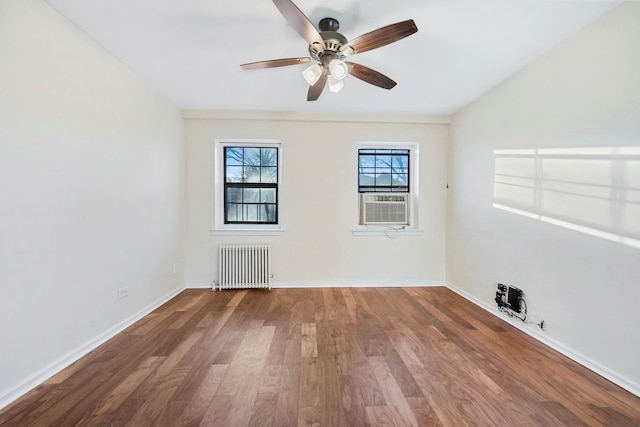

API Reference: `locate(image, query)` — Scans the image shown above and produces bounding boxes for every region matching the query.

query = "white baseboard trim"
[0,286,186,411]
[185,281,445,289]
[187,281,215,289]
[446,283,640,398]
[272,281,445,289]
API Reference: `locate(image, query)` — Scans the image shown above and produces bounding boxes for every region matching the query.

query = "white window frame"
[212,139,283,236]
[353,141,423,236]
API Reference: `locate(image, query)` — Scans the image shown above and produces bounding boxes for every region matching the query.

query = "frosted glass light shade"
[302,63,322,85]
[327,75,344,93]
[329,59,348,80]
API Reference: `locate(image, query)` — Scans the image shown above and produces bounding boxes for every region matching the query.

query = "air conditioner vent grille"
[361,193,409,225]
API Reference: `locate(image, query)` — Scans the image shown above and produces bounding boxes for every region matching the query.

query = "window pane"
[392,155,408,170]
[243,188,259,202]
[227,187,242,203]
[245,166,261,183]
[376,173,392,186]
[261,148,278,166]
[225,147,243,166]
[244,148,261,167]
[261,204,277,222]
[261,188,276,203]
[359,155,375,168]
[375,155,392,169]
[226,203,239,222]
[262,166,277,183]
[359,173,375,186]
[244,204,258,222]
[226,166,244,183]
[392,173,408,185]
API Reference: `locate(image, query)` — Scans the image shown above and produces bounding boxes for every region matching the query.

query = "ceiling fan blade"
[240,57,316,70]
[347,62,397,90]
[340,20,418,55]
[307,71,327,101]
[273,0,326,49]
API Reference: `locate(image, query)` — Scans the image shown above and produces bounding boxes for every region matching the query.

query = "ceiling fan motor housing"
[310,17,348,62]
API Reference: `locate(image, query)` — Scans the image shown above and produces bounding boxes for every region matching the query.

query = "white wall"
[448,2,640,393]
[0,0,185,405]
[184,112,448,288]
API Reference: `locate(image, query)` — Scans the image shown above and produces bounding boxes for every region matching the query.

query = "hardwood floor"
[1,287,639,426]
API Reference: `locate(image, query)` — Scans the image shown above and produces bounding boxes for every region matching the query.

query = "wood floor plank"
[317,348,342,427]
[213,329,248,365]
[299,357,322,409]
[224,326,275,426]
[124,365,191,427]
[540,401,590,426]
[406,396,443,427]
[179,306,245,368]
[248,392,278,427]
[301,322,318,358]
[273,295,303,426]
[258,364,283,394]
[2,287,639,427]
[226,289,249,307]
[368,355,419,427]
[174,363,228,427]
[273,391,298,427]
[298,405,323,427]
[126,312,170,336]
[80,355,165,424]
[198,394,234,426]
[340,288,358,324]
[365,405,397,426]
[353,362,387,408]
[216,320,265,396]
[339,374,371,427]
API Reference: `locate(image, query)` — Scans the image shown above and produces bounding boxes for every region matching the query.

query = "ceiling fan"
[240,0,418,101]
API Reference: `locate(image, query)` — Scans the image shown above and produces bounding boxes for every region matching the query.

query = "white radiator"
[217,244,272,291]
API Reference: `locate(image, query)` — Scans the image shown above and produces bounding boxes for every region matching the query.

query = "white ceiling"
[45,0,622,115]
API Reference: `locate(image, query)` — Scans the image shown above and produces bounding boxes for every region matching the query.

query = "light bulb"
[328,75,344,93]
[302,63,322,85]
[329,59,348,80]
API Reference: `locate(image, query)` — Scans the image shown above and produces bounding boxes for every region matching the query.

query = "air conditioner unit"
[360,193,409,225]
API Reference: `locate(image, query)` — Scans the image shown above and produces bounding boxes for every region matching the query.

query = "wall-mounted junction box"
[495,283,522,313]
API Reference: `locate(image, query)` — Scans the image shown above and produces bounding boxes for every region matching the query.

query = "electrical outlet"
[117,287,128,300]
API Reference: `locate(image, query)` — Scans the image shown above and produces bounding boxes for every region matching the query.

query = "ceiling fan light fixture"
[329,59,348,80]
[327,75,344,93]
[302,63,323,85]
[239,0,419,101]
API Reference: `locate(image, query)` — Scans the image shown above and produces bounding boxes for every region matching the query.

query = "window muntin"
[224,146,278,224]
[358,149,410,193]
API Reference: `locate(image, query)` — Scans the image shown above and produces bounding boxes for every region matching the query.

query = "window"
[354,143,422,235]
[224,146,278,224]
[358,149,410,193]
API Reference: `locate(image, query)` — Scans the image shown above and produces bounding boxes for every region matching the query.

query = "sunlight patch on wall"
[493,147,640,249]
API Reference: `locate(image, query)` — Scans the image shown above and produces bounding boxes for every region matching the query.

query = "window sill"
[352,226,424,237]
[210,227,284,236]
